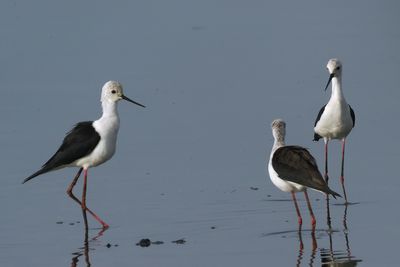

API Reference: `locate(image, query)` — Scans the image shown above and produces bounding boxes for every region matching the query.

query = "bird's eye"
[336,67,341,70]
[111,90,116,94]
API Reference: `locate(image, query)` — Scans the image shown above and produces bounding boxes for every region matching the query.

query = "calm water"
[1,1,399,266]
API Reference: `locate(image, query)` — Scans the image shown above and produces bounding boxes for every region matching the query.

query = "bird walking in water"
[313,59,355,204]
[268,119,340,228]
[23,81,145,229]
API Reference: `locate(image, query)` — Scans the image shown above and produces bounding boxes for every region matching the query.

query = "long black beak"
[324,73,335,91]
[122,95,146,108]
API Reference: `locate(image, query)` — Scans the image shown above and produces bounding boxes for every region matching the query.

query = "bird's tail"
[328,188,341,199]
[22,168,51,184]
[313,133,322,142]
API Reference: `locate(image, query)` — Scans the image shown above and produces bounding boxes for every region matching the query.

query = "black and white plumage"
[268,119,340,227]
[23,81,145,229]
[313,58,355,203]
[23,122,101,182]
[272,146,340,197]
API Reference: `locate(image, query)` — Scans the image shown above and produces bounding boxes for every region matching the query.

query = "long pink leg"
[323,139,331,224]
[304,191,316,229]
[81,169,109,228]
[340,138,349,203]
[324,139,329,182]
[66,168,109,229]
[291,192,302,226]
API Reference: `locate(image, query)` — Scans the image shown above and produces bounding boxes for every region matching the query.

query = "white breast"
[314,100,353,140]
[268,153,305,193]
[75,117,119,169]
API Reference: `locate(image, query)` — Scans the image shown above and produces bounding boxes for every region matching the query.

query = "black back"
[272,145,340,197]
[23,121,100,183]
[349,104,355,127]
[313,105,325,141]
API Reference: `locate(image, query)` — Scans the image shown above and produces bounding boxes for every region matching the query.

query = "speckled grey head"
[325,58,343,91]
[271,119,286,143]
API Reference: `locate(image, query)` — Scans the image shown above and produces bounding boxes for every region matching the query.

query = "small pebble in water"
[136,239,151,247]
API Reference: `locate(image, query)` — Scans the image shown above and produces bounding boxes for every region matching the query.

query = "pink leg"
[291,192,303,226]
[304,191,316,228]
[340,138,349,203]
[323,139,331,219]
[324,140,329,182]
[82,169,88,209]
[81,169,109,229]
[66,168,109,229]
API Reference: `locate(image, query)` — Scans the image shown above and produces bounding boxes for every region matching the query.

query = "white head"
[271,119,286,144]
[101,80,145,107]
[326,58,342,75]
[324,58,342,90]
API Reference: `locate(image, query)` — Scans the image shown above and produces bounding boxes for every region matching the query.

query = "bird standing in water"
[268,119,340,228]
[313,59,355,204]
[23,81,145,229]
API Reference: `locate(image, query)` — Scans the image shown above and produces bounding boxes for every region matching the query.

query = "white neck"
[94,99,120,135]
[331,76,345,100]
[100,99,119,119]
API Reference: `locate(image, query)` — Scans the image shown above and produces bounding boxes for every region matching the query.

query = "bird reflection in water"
[295,226,318,267]
[320,205,362,266]
[70,209,108,267]
[264,225,318,266]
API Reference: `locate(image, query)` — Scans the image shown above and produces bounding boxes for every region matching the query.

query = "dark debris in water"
[136,238,164,247]
[171,238,186,244]
[56,221,64,224]
[250,187,259,191]
[137,239,151,247]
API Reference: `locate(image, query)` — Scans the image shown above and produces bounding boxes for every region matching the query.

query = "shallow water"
[1,0,399,266]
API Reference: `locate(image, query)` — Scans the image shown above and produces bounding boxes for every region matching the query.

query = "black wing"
[349,104,355,127]
[272,146,340,197]
[313,105,326,141]
[23,121,100,183]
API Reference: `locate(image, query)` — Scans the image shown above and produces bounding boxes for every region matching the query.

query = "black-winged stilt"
[313,59,355,203]
[268,119,340,227]
[23,81,145,229]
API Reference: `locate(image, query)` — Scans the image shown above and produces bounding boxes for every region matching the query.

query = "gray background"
[1,0,399,266]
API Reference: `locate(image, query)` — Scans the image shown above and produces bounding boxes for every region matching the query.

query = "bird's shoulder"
[272,145,327,191]
[40,121,100,168]
[60,121,100,150]
[349,104,355,127]
[314,105,326,127]
[272,145,318,171]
